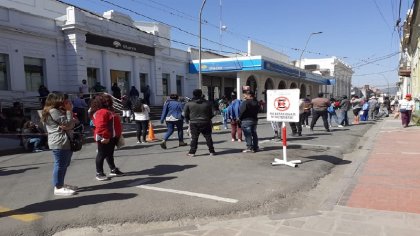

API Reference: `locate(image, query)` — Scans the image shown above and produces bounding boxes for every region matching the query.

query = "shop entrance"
[111,70,130,96]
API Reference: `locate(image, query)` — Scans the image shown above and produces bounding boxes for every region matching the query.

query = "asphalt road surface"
[0,117,375,236]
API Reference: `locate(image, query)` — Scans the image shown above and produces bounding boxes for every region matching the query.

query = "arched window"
[290,82,297,89]
[278,80,286,89]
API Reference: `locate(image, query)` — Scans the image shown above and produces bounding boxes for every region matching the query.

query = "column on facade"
[236,76,241,100]
[101,50,110,92]
[132,55,139,93]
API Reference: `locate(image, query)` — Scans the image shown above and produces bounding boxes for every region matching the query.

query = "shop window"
[140,73,148,91]
[0,54,9,90]
[162,73,170,96]
[176,75,183,96]
[87,68,99,90]
[24,57,45,92]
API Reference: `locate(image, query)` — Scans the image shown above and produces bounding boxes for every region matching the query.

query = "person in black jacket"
[183,89,215,157]
[239,90,260,153]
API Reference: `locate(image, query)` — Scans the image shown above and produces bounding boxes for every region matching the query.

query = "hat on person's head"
[406,94,412,98]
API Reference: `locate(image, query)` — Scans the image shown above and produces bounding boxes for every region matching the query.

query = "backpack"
[362,102,369,111]
[327,104,335,113]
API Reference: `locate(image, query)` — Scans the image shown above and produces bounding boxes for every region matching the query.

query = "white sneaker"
[54,187,76,196]
[63,184,78,191]
[231,138,235,142]
[136,141,141,144]
[338,125,344,128]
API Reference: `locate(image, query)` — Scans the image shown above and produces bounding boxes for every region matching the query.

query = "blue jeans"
[339,110,349,126]
[52,149,73,188]
[241,121,259,150]
[163,120,184,142]
[29,138,41,150]
[328,112,339,126]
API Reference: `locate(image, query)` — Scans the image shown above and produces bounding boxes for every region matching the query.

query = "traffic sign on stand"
[267,89,301,168]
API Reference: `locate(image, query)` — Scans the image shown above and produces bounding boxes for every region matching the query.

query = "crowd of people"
[3,79,417,197]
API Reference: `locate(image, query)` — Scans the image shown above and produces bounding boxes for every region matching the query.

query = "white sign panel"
[266,89,300,122]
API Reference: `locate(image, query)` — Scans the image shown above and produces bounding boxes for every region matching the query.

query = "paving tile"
[281,219,305,228]
[301,216,335,232]
[245,222,277,234]
[203,228,239,236]
[335,220,382,236]
[383,226,420,236]
[237,229,270,236]
[340,213,369,222]
[275,226,329,236]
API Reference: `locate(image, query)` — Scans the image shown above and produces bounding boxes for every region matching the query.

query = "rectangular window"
[162,73,170,96]
[110,70,130,96]
[176,75,183,96]
[87,67,99,90]
[0,54,9,90]
[24,57,45,92]
[140,73,148,92]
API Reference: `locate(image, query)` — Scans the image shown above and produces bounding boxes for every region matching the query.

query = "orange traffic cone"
[146,121,159,142]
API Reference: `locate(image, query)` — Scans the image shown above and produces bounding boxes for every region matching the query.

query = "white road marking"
[135,185,238,203]
[401,152,420,155]
[129,179,238,203]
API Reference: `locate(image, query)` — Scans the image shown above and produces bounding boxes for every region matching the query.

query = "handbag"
[66,132,83,152]
[49,113,83,152]
[116,135,125,149]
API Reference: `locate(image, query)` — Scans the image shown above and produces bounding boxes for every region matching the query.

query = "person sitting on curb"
[22,120,47,152]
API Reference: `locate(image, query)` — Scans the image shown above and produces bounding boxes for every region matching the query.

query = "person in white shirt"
[398,94,415,128]
[132,98,150,143]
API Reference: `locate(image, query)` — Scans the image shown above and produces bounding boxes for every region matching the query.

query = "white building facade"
[0,0,196,106]
[298,57,353,98]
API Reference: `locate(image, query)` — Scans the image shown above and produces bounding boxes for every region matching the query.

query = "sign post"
[267,89,301,168]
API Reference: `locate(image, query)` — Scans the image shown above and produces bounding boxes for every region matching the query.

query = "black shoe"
[291,133,298,137]
[179,141,188,147]
[109,168,124,177]
[160,141,167,149]
[326,129,331,132]
[96,173,110,181]
[298,132,302,136]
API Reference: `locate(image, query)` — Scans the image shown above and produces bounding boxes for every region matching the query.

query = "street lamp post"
[298,31,322,77]
[198,0,207,89]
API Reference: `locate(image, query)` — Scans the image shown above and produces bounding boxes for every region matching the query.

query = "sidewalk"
[56,117,420,236]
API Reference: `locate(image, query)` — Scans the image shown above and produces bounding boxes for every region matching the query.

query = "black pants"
[310,110,329,130]
[135,120,149,142]
[96,137,118,174]
[189,122,214,154]
[302,111,310,126]
[290,113,303,134]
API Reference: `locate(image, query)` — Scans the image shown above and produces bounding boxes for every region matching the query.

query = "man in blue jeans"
[239,90,260,153]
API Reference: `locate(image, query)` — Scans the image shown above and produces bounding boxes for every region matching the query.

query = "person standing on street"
[160,94,187,149]
[310,92,331,132]
[368,96,378,120]
[302,95,312,128]
[227,92,243,142]
[239,90,260,153]
[132,98,150,144]
[129,86,140,102]
[41,93,77,196]
[143,85,151,105]
[183,89,215,157]
[398,94,415,128]
[89,93,124,181]
[111,83,121,99]
[289,97,305,136]
[339,95,351,126]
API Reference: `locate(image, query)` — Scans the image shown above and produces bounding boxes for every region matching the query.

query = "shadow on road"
[126,164,197,176]
[78,176,176,192]
[0,167,39,176]
[0,193,137,218]
[301,155,352,165]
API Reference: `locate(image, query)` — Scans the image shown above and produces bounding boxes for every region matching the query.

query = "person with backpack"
[227,92,242,142]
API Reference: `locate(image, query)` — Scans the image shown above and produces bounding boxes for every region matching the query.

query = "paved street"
[1,116,419,236]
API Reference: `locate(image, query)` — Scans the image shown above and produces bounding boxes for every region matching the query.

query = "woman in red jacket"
[89,94,124,181]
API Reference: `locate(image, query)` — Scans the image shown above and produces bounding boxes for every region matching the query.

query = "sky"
[62,0,412,89]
